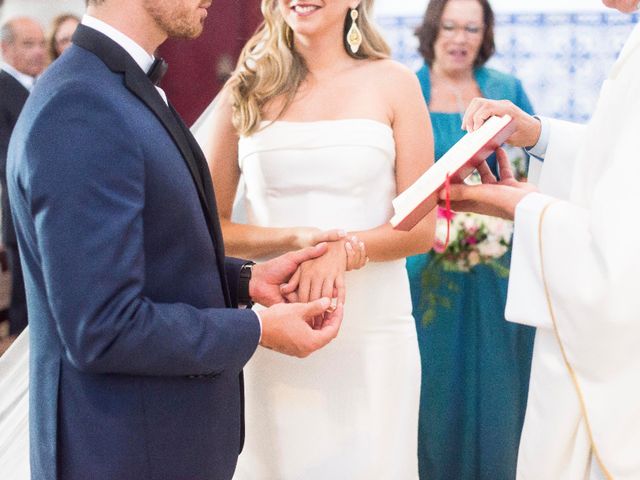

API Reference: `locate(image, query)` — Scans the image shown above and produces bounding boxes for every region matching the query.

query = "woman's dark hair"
[415,0,495,68]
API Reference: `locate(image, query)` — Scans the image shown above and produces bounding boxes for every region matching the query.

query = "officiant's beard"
[143,0,210,39]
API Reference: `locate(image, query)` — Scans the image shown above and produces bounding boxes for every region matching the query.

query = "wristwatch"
[238,261,255,308]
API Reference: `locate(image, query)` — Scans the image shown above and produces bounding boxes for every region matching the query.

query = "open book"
[390,114,515,231]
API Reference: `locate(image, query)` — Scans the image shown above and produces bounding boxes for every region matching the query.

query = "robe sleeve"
[527,118,588,195]
[506,119,587,328]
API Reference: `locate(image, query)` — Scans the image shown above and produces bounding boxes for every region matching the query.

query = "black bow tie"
[147,57,168,86]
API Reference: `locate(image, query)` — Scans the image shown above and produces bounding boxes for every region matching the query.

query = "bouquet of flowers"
[432,207,513,272]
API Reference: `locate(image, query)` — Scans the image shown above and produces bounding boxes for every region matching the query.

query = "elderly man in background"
[0,17,46,348]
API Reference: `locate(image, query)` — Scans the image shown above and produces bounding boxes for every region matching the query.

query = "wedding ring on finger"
[326,297,338,313]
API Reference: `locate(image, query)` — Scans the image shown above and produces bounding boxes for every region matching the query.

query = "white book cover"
[391,115,515,231]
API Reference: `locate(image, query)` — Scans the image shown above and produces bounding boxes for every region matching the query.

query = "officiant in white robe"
[443,1,640,479]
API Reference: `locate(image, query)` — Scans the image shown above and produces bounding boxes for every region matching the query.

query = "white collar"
[80,15,167,104]
[1,62,36,92]
[81,14,155,74]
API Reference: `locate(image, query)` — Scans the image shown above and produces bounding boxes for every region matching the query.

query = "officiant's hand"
[440,149,537,220]
[259,298,344,358]
[462,98,541,149]
[250,243,329,307]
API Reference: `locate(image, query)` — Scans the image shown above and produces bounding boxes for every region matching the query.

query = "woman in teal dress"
[407,1,536,479]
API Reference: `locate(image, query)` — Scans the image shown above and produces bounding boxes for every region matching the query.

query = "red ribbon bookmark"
[443,173,453,250]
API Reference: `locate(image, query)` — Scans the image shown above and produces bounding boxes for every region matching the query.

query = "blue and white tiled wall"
[378,12,638,122]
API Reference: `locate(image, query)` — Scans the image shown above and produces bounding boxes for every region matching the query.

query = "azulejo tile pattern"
[378,12,639,121]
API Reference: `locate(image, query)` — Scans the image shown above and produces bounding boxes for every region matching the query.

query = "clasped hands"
[248,229,367,358]
[439,98,541,220]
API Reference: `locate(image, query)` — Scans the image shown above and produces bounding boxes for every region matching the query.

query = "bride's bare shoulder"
[360,59,420,93]
[366,58,412,72]
[358,59,423,107]
[363,58,416,80]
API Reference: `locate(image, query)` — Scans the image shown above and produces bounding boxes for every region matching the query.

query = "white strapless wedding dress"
[0,328,30,479]
[233,119,420,479]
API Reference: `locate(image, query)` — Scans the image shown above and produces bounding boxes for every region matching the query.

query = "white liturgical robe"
[506,23,640,480]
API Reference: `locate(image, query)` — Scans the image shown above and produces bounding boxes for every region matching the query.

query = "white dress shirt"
[525,116,551,160]
[81,15,168,104]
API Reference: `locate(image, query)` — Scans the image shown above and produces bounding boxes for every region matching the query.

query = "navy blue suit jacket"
[7,25,261,480]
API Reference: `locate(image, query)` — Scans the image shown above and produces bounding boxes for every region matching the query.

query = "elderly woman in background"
[47,13,79,61]
[405,1,536,479]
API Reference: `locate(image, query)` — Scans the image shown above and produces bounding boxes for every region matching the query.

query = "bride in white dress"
[0,329,29,479]
[205,0,435,478]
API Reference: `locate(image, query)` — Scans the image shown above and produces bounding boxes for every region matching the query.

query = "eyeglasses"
[439,22,484,38]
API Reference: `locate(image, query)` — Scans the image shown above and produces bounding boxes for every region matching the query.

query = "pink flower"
[467,236,478,245]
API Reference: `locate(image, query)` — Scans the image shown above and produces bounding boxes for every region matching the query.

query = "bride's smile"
[281,0,357,39]
[289,1,322,17]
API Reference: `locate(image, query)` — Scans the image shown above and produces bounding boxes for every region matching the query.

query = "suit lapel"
[120,68,214,221]
[72,25,231,304]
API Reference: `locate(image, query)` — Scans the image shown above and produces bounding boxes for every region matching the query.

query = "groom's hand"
[259,298,344,358]
[249,243,328,307]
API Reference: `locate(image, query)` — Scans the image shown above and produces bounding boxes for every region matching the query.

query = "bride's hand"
[292,227,346,249]
[345,235,368,271]
[282,240,347,307]
[281,234,366,299]
[298,240,347,328]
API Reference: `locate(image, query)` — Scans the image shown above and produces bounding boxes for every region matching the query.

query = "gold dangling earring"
[346,9,362,54]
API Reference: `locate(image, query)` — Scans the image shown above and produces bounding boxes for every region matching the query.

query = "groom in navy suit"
[7,0,344,479]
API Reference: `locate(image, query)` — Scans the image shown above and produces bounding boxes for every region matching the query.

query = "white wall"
[374,0,612,17]
[0,0,85,29]
[0,0,616,27]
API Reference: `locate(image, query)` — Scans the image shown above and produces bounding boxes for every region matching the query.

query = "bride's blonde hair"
[228,0,390,136]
